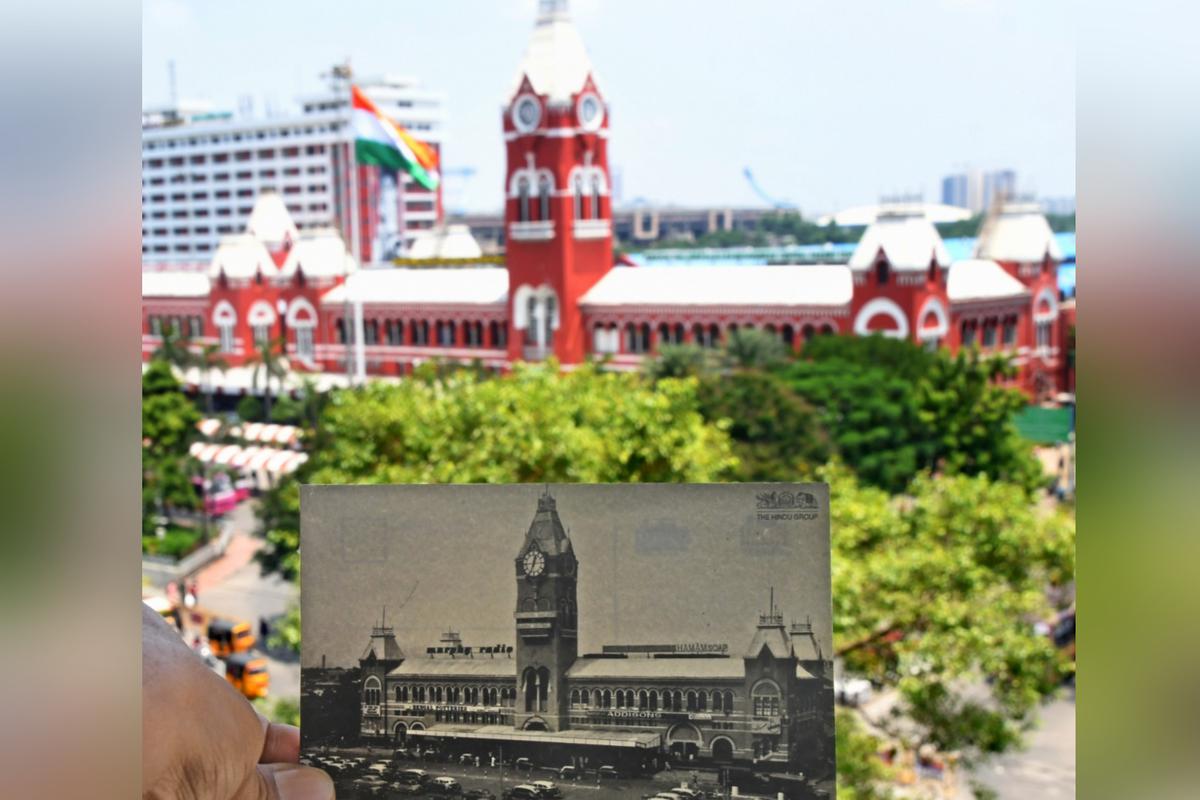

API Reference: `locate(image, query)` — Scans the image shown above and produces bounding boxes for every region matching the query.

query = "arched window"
[335,318,347,345]
[802,324,816,344]
[570,689,580,707]
[593,689,602,708]
[591,175,602,220]
[517,177,531,222]
[658,322,671,347]
[712,690,723,712]
[751,680,781,717]
[1002,316,1018,347]
[782,324,795,348]
[602,690,612,709]
[364,319,379,345]
[364,676,381,706]
[697,691,707,711]
[961,320,977,347]
[538,175,552,221]
[686,691,698,711]
[616,690,626,709]
[649,690,658,711]
[638,690,648,709]
[672,690,683,711]
[394,685,403,702]
[875,260,889,285]
[820,323,835,335]
[573,174,584,220]
[723,691,734,714]
[982,318,997,348]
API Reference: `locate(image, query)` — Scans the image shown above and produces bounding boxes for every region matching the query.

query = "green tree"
[835,710,895,800]
[256,361,737,579]
[152,322,196,371]
[723,327,788,370]
[829,464,1075,760]
[696,370,830,481]
[197,343,228,415]
[644,343,711,381]
[142,360,201,536]
[247,335,288,422]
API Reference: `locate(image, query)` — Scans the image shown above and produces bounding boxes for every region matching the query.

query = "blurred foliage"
[835,709,895,800]
[270,603,301,655]
[141,525,202,559]
[642,211,861,249]
[257,361,736,578]
[253,695,300,727]
[141,360,200,536]
[696,370,830,481]
[723,327,789,370]
[828,463,1075,759]
[781,336,1042,494]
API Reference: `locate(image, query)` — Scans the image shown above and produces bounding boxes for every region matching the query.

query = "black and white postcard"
[301,484,834,799]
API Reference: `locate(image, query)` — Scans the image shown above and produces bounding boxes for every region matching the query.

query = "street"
[968,689,1075,799]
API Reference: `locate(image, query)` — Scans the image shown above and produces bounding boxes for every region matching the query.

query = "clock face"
[522,549,545,578]
[577,93,603,131]
[513,95,541,133]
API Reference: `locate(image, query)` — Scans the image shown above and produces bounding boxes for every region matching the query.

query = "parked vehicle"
[430,775,463,795]
[597,766,621,781]
[558,766,578,780]
[459,752,477,765]
[223,652,269,699]
[670,789,703,800]
[531,780,562,798]
[391,781,425,795]
[502,785,542,800]
[514,757,534,773]
[206,617,256,658]
[396,768,430,786]
[351,775,390,796]
[465,790,497,800]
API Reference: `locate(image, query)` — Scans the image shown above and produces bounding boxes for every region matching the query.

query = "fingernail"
[274,765,334,800]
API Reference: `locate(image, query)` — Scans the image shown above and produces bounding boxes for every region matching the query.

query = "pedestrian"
[188,578,200,606]
[259,616,271,644]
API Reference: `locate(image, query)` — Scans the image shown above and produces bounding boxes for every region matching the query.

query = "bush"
[141,525,203,560]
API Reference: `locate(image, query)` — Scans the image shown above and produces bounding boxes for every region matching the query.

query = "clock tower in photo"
[514,489,579,732]
[503,0,615,366]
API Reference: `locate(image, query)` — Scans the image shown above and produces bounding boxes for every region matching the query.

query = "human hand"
[142,604,333,799]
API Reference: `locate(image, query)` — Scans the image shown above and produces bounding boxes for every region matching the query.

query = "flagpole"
[345,76,359,387]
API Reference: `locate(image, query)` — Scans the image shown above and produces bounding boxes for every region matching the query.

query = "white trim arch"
[212,300,237,327]
[247,301,277,327]
[567,165,608,196]
[512,284,561,332]
[285,296,317,328]
[915,297,949,341]
[853,297,910,339]
[1033,287,1058,322]
[508,166,557,199]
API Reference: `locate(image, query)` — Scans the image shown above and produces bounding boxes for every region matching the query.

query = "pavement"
[968,689,1075,799]
[187,500,301,702]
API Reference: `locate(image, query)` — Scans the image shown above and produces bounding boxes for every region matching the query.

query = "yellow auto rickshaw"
[225,652,270,699]
[207,617,256,658]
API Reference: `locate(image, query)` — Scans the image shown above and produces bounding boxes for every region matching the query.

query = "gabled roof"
[975,202,1062,263]
[566,657,744,681]
[209,234,279,280]
[408,225,483,260]
[848,208,951,271]
[360,635,404,663]
[142,271,211,298]
[278,229,356,279]
[387,658,517,679]
[320,267,509,307]
[509,0,598,104]
[244,191,298,248]
[743,625,792,660]
[947,259,1030,302]
[579,264,852,308]
[522,491,574,557]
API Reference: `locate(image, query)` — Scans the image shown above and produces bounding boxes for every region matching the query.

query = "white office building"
[142,76,445,263]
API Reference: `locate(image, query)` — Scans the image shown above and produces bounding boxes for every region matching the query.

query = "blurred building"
[142,75,444,263]
[141,0,1072,398]
[941,168,1018,213]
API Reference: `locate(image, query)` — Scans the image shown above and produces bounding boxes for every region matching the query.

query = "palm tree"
[248,335,289,422]
[197,343,228,415]
[152,322,196,373]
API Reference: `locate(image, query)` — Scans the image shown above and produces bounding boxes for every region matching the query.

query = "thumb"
[235,764,335,800]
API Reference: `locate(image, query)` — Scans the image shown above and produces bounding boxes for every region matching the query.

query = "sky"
[142,0,1075,215]
[300,484,832,669]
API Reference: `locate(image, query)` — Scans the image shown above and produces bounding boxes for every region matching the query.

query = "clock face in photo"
[513,95,542,133]
[522,548,545,577]
[577,93,603,131]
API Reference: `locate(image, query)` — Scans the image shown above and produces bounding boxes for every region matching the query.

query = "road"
[968,689,1075,799]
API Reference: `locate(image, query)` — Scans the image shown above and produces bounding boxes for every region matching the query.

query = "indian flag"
[351,85,439,190]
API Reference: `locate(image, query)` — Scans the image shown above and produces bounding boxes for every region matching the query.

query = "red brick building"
[142,0,1070,398]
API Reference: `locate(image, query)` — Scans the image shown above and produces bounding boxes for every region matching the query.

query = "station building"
[141,0,1072,398]
[355,491,833,778]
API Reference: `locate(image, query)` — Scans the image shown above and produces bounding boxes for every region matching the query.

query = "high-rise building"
[940,168,1018,213]
[141,75,444,263]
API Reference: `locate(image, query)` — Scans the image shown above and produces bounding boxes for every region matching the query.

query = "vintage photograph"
[301,483,834,798]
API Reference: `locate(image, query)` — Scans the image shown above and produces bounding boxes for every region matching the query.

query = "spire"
[538,0,570,22]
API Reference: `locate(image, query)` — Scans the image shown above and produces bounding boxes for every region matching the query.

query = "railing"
[509,220,555,241]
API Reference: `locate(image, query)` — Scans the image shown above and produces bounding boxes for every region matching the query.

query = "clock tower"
[513,489,579,732]
[503,0,615,366]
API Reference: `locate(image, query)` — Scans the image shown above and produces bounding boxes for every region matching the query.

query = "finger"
[259,720,300,764]
[236,764,334,800]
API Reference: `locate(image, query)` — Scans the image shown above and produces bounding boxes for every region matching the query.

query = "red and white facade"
[141,0,1071,398]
